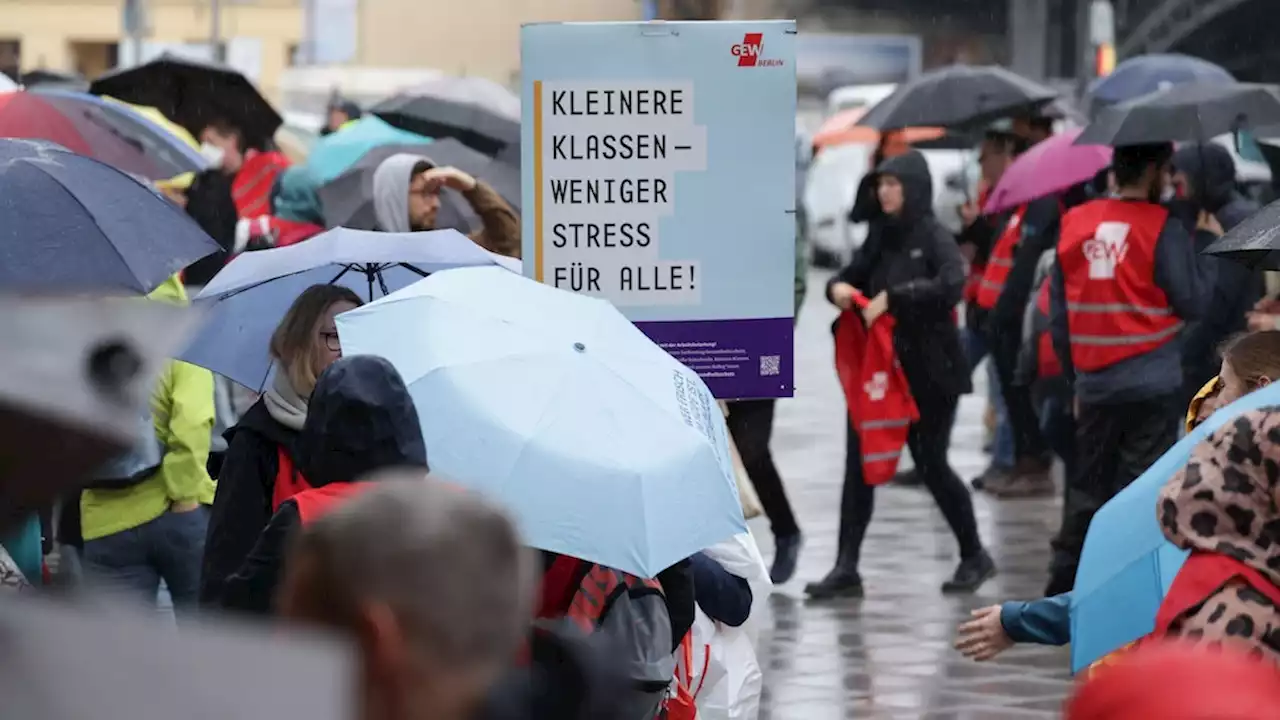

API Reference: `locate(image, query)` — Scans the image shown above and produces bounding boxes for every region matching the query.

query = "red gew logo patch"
[731,33,763,67]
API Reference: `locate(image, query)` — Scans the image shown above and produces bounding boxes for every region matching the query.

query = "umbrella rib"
[34,163,143,290]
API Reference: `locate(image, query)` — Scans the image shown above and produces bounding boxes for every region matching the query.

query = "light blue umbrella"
[181,228,518,390]
[1070,381,1280,672]
[307,116,432,183]
[336,266,747,578]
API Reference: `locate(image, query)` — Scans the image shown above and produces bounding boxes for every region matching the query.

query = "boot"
[804,564,864,600]
[972,463,1013,492]
[941,550,996,594]
[770,532,803,584]
[891,468,921,487]
[992,456,1055,498]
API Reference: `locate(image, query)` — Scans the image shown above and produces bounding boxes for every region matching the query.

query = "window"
[0,40,19,82]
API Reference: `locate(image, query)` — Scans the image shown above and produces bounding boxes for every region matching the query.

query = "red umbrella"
[0,92,161,179]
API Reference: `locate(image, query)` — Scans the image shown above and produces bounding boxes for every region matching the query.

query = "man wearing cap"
[371,154,521,259]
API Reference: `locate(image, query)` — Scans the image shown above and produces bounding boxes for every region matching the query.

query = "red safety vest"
[271,446,310,513]
[291,482,373,525]
[975,205,1027,310]
[1057,199,1180,373]
[232,150,291,219]
[833,294,919,485]
[1035,282,1062,379]
[962,186,991,305]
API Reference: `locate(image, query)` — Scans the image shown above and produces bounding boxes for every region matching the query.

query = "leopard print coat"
[1159,408,1280,662]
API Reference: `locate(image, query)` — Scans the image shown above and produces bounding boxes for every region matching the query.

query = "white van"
[825,84,897,116]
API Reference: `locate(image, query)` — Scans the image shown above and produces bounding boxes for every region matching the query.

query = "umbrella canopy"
[318,139,519,231]
[182,227,518,390]
[1202,195,1280,268]
[0,73,16,92]
[89,54,283,148]
[1075,82,1280,147]
[372,76,520,158]
[1087,54,1235,110]
[307,115,432,183]
[1069,381,1280,672]
[858,64,1057,131]
[0,138,219,293]
[810,107,947,151]
[29,89,205,177]
[984,128,1112,214]
[335,266,747,578]
[0,91,180,179]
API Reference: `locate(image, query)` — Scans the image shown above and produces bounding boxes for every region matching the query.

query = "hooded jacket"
[80,276,216,542]
[1171,143,1263,400]
[828,151,972,398]
[218,355,427,614]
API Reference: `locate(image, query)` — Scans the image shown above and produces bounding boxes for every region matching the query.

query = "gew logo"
[731,33,764,66]
[1082,221,1131,280]
[864,371,888,402]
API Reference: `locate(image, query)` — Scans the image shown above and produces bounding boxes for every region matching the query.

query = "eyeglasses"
[320,331,341,352]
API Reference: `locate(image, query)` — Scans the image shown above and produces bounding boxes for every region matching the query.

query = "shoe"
[804,567,864,599]
[941,551,996,594]
[891,469,921,487]
[992,457,1055,498]
[770,532,803,584]
[971,464,1013,492]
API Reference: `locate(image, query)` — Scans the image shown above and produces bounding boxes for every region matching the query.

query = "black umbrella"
[1202,196,1280,268]
[88,54,282,148]
[317,139,520,231]
[857,64,1057,131]
[371,76,520,158]
[1074,82,1280,148]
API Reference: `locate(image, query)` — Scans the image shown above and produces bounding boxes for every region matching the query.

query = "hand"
[1196,210,1224,237]
[955,605,1014,661]
[830,281,857,310]
[1255,295,1280,315]
[419,166,478,194]
[1247,311,1280,333]
[170,500,201,514]
[959,200,979,227]
[862,291,889,325]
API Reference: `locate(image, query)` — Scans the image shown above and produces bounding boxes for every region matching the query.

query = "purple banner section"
[634,317,794,400]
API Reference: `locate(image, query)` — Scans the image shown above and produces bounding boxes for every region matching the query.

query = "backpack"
[85,409,163,490]
[540,556,676,720]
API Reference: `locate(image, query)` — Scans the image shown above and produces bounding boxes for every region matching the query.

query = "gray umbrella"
[1202,195,1280,269]
[858,64,1057,131]
[318,139,520,231]
[1074,82,1280,148]
[372,76,520,158]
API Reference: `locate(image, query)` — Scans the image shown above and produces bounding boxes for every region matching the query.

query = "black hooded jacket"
[828,151,973,398]
[218,355,428,615]
[1172,143,1263,395]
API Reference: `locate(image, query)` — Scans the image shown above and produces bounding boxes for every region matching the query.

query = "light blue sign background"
[520,20,797,325]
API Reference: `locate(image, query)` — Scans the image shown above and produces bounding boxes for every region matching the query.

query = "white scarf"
[263,371,308,431]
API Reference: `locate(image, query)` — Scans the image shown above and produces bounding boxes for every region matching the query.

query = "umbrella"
[372,76,520,158]
[858,64,1058,132]
[19,69,87,91]
[984,128,1112,214]
[810,107,948,152]
[0,138,219,293]
[181,227,518,391]
[89,54,283,148]
[335,266,747,578]
[307,115,432,183]
[29,89,205,177]
[1201,196,1280,268]
[1087,54,1235,111]
[317,139,519,231]
[0,91,180,179]
[1074,82,1280,148]
[0,72,15,92]
[1070,381,1280,672]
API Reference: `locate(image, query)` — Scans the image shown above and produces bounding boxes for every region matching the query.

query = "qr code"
[760,355,781,376]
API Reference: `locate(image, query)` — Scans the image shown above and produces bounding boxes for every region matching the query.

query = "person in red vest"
[809,150,995,599]
[219,354,428,615]
[199,285,363,607]
[199,118,292,220]
[1047,142,1215,596]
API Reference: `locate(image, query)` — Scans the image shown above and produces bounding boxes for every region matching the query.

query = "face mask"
[199,141,226,169]
[1158,184,1176,204]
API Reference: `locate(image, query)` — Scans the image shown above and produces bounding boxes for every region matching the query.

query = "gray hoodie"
[371,154,432,233]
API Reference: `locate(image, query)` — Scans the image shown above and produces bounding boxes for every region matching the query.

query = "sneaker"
[992,457,1055,498]
[972,464,1013,492]
[804,567,864,600]
[941,551,996,594]
[770,532,803,584]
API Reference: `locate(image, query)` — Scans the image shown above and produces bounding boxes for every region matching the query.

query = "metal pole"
[210,0,224,63]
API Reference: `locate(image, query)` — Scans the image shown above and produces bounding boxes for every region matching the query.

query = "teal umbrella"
[307,116,431,182]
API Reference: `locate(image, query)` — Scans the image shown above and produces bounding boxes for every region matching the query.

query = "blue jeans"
[963,327,1014,469]
[83,507,208,617]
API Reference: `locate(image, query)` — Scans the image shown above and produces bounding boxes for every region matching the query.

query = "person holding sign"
[810,150,995,599]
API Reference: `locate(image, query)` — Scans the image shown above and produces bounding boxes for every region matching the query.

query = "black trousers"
[990,326,1049,462]
[836,393,983,571]
[726,399,799,538]
[1047,393,1180,593]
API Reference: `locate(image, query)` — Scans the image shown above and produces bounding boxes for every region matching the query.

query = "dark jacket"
[1000,592,1070,646]
[988,195,1061,335]
[182,169,238,287]
[1172,143,1264,398]
[828,151,972,398]
[198,398,298,607]
[1049,198,1216,405]
[689,552,752,628]
[219,356,427,615]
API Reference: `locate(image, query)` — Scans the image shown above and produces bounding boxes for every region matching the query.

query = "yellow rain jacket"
[80,276,216,541]
[1186,376,1223,434]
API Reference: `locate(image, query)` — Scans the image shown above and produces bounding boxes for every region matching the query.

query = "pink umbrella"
[984,128,1112,215]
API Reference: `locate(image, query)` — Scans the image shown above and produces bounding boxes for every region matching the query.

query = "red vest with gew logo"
[975,205,1027,310]
[1057,198,1180,373]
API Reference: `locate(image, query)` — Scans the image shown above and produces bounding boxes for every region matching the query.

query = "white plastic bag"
[692,532,771,720]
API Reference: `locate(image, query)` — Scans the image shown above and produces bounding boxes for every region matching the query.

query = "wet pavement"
[750,270,1072,719]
